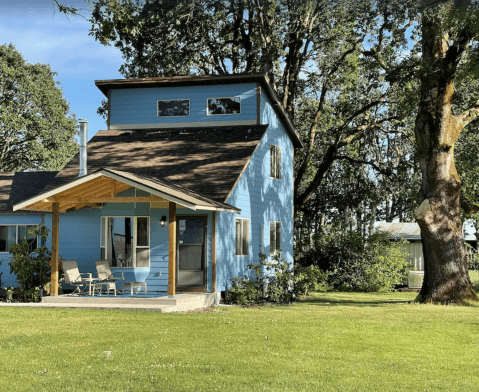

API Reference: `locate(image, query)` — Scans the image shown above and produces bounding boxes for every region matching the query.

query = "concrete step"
[34,292,217,312]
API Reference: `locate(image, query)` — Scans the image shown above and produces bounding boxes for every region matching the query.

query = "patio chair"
[62,260,95,295]
[94,260,125,281]
[94,260,124,295]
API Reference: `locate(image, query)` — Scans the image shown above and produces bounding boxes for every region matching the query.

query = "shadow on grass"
[300,292,416,307]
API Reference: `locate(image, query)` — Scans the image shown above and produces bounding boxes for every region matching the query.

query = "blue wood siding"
[1,187,214,292]
[110,84,257,126]
[0,214,44,287]
[215,89,294,292]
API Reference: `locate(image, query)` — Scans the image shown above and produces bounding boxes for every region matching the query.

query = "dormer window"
[157,99,190,117]
[207,97,241,115]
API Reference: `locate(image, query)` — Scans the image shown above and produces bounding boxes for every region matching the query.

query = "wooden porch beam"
[168,202,177,296]
[50,202,60,297]
[44,196,168,204]
[54,177,107,198]
[111,178,116,198]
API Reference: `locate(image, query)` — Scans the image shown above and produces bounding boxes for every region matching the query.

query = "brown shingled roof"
[44,125,268,203]
[0,172,58,213]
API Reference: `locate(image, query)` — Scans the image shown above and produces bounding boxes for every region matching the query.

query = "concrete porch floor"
[0,292,218,312]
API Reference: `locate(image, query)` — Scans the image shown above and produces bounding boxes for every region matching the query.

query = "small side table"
[93,281,117,296]
[122,281,147,295]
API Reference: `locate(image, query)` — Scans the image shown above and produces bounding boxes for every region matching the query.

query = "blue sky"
[0,0,123,140]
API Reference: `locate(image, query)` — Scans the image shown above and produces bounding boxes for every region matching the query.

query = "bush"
[299,228,412,292]
[295,265,329,295]
[469,270,479,292]
[225,253,325,305]
[9,225,53,302]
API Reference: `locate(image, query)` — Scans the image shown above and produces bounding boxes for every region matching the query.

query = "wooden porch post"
[50,202,60,297]
[168,202,177,296]
[212,211,217,293]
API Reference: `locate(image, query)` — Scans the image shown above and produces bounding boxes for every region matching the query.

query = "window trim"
[235,218,250,256]
[0,224,39,253]
[157,99,190,118]
[207,96,241,116]
[269,221,282,256]
[100,216,150,268]
[270,144,282,180]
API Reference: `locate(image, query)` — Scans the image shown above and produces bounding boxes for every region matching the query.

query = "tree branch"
[461,195,479,214]
[454,98,479,131]
[335,155,395,177]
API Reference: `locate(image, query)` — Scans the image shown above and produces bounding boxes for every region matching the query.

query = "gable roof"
[0,171,58,214]
[94,73,303,148]
[14,168,240,213]
[42,125,268,203]
[377,222,477,243]
[376,222,421,241]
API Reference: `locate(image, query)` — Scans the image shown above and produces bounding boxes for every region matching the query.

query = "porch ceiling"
[13,168,241,213]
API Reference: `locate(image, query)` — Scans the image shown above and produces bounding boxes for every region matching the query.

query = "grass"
[1,292,479,391]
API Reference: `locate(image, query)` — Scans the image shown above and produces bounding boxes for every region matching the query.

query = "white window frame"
[270,145,282,180]
[100,216,150,268]
[270,221,281,256]
[157,99,190,117]
[0,224,39,253]
[207,96,241,116]
[235,218,249,256]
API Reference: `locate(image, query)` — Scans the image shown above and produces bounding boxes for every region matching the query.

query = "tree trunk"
[414,14,477,304]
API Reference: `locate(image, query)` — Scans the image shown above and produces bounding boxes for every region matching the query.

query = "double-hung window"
[270,221,281,255]
[207,97,241,115]
[0,225,38,253]
[157,99,190,117]
[100,217,150,268]
[270,145,281,179]
[235,218,249,256]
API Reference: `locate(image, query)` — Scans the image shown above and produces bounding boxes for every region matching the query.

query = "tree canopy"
[90,0,415,212]
[0,44,78,171]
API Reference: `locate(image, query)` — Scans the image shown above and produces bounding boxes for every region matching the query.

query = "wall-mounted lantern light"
[160,216,167,227]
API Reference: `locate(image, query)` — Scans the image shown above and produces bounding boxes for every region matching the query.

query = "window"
[207,97,241,115]
[0,225,38,253]
[157,99,190,117]
[235,218,249,256]
[100,217,150,268]
[270,145,281,179]
[270,221,281,255]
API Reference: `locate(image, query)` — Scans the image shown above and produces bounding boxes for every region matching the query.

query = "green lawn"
[1,292,479,391]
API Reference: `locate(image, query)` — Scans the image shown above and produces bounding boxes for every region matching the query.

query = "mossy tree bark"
[414,11,479,304]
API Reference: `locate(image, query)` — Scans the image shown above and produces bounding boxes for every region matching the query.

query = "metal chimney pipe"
[78,119,88,177]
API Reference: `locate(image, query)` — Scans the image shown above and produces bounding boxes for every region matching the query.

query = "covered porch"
[13,168,240,299]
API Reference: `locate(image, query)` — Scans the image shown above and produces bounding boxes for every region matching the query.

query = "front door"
[177,216,206,287]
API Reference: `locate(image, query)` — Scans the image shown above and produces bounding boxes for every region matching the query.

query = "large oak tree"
[414,0,479,303]
[0,44,78,171]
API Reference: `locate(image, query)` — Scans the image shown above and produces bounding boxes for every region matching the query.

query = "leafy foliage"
[298,228,412,292]
[0,44,78,171]
[90,0,418,219]
[225,253,326,305]
[9,226,53,302]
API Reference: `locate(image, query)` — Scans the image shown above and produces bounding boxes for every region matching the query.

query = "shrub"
[328,232,412,292]
[295,265,329,295]
[298,227,412,292]
[9,225,53,302]
[469,270,479,292]
[225,253,325,305]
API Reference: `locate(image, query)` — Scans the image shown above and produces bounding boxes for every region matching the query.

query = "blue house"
[0,74,302,299]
